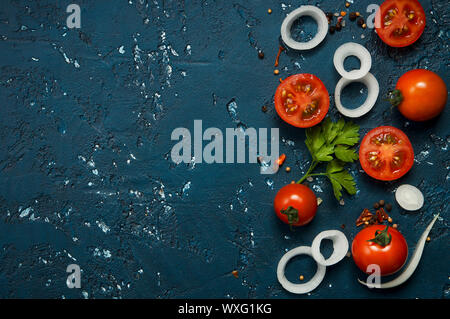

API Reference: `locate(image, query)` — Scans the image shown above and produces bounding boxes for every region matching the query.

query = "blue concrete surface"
[0,0,448,298]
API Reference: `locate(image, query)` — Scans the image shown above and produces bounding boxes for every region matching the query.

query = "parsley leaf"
[298,118,360,201]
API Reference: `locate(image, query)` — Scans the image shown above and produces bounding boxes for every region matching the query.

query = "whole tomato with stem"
[352,225,408,276]
[389,69,447,121]
[274,183,318,228]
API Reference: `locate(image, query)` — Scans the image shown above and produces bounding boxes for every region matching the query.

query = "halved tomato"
[375,0,426,47]
[274,73,329,128]
[359,126,414,181]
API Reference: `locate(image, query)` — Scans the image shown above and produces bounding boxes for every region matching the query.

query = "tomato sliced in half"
[375,0,426,47]
[274,73,329,128]
[359,126,414,181]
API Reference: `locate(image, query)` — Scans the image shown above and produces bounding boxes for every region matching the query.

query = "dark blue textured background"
[0,0,448,298]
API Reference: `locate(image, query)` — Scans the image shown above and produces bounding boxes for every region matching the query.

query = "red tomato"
[274,184,317,227]
[359,126,414,181]
[375,0,426,47]
[352,225,408,276]
[274,74,329,128]
[391,69,448,121]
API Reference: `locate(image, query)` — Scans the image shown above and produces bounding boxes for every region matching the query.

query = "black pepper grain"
[386,203,392,212]
[349,12,357,21]
[258,51,264,59]
[261,105,268,112]
[329,25,336,34]
[374,202,380,209]
[379,199,385,207]
[357,17,365,27]
[335,22,342,31]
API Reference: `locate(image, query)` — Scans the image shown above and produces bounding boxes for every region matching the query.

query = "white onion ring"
[280,6,328,51]
[277,246,326,294]
[395,184,424,211]
[311,230,349,266]
[333,42,372,80]
[334,72,379,118]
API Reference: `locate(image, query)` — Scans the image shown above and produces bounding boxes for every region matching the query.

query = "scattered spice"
[388,217,393,223]
[299,275,304,281]
[426,236,431,242]
[393,224,398,229]
[329,25,336,34]
[232,270,239,278]
[335,22,342,31]
[274,69,280,75]
[356,12,360,17]
[291,180,295,184]
[346,252,351,257]
[341,224,346,229]
[258,50,264,59]
[345,2,350,8]
[274,46,285,67]
[276,154,286,166]
[362,23,367,29]
[379,199,385,207]
[326,12,334,22]
[268,8,272,14]
[261,105,268,113]
[356,207,390,227]
[374,202,380,209]
[341,11,347,17]
[349,12,357,21]
[285,166,291,172]
[279,78,283,83]
[385,203,392,212]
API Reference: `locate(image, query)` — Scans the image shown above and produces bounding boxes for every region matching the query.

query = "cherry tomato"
[352,225,408,276]
[375,0,426,47]
[390,69,448,121]
[274,184,317,227]
[359,126,414,181]
[274,74,329,128]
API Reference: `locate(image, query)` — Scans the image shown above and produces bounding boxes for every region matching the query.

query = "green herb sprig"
[297,118,360,201]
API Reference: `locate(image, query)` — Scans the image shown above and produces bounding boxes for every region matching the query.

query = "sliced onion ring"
[311,230,349,266]
[333,42,372,80]
[334,72,379,118]
[280,6,328,51]
[395,184,424,211]
[277,246,326,294]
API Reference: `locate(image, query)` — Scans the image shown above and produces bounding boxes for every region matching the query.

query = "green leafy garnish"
[297,118,360,201]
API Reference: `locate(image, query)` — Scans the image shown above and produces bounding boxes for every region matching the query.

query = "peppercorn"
[356,12,360,17]
[285,166,291,172]
[329,25,336,34]
[341,11,347,17]
[362,23,367,29]
[261,105,267,113]
[258,50,264,59]
[374,202,380,209]
[379,199,385,207]
[388,217,393,223]
[393,224,398,229]
[426,236,431,242]
[274,69,279,75]
[299,275,304,281]
[386,203,392,211]
[326,12,334,20]
[335,22,342,31]
[349,12,357,21]
[345,2,350,8]
[268,8,272,14]
[357,17,365,27]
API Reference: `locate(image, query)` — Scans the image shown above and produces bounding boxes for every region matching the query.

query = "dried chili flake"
[276,154,286,166]
[274,46,285,67]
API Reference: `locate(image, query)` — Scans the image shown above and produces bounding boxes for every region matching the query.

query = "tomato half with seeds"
[275,73,329,128]
[375,0,426,47]
[359,126,414,181]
